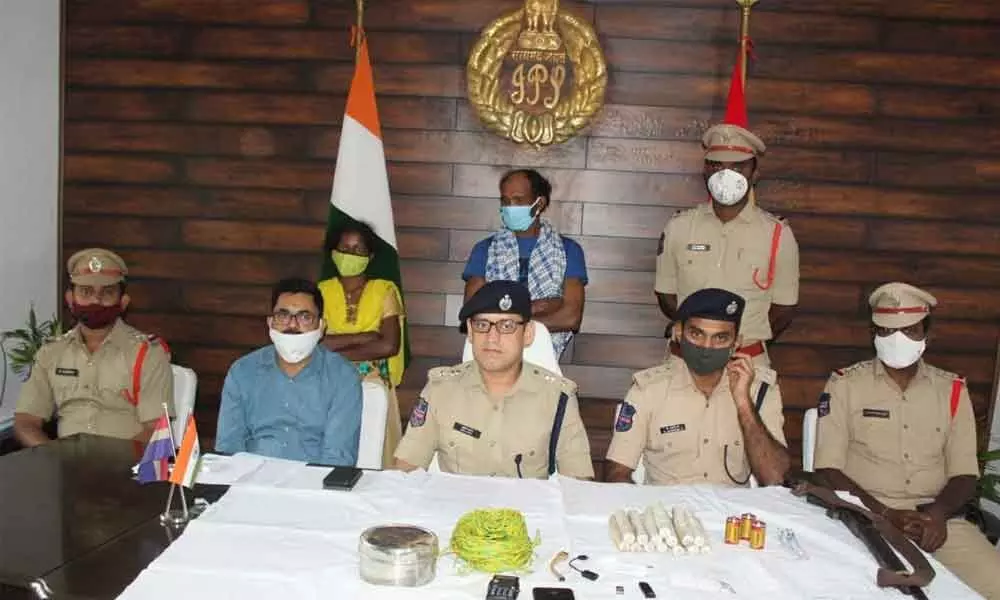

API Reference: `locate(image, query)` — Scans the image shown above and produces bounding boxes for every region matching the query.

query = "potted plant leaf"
[1,306,62,381]
[967,447,1000,544]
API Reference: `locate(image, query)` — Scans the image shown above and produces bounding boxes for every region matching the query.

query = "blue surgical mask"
[500,199,540,232]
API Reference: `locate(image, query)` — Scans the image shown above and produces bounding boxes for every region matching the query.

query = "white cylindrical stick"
[609,514,625,551]
[628,509,649,545]
[672,505,698,548]
[689,510,709,548]
[614,510,636,546]
[642,507,660,546]
[653,503,678,547]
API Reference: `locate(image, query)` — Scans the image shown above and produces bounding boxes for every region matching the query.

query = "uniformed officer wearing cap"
[14,249,172,447]
[654,123,800,367]
[606,288,790,486]
[394,281,594,479]
[815,282,1000,599]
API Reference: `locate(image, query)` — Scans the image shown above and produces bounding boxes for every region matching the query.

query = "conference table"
[0,435,225,599]
[0,436,983,599]
[116,453,982,600]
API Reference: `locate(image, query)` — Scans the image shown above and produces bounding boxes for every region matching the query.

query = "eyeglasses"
[469,318,524,335]
[272,310,318,328]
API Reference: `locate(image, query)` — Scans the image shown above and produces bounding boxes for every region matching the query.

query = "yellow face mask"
[332,250,371,277]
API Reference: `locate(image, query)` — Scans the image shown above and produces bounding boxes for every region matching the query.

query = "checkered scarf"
[485,218,571,357]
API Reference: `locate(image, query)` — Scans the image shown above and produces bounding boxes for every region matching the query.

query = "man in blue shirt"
[216,278,362,466]
[462,169,588,357]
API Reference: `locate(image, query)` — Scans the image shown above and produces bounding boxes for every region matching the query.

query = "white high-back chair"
[357,381,389,470]
[802,407,819,473]
[170,365,198,445]
[612,401,758,487]
[461,320,562,375]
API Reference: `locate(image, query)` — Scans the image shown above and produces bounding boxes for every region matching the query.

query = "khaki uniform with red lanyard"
[655,124,799,367]
[15,249,173,440]
[815,283,1000,599]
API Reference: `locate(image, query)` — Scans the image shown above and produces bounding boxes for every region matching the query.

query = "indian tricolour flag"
[320,28,409,368]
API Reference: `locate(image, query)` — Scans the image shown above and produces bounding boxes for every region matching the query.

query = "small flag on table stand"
[161,414,201,526]
[137,409,174,484]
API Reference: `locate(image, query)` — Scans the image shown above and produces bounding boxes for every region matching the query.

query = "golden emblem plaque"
[466,0,607,147]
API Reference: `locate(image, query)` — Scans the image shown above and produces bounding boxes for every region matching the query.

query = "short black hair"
[324,221,378,256]
[271,278,323,316]
[499,168,552,202]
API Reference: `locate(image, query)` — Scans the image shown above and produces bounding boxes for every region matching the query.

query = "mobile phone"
[532,588,575,600]
[321,466,362,490]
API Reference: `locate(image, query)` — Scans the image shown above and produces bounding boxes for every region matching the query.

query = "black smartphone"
[321,466,362,490]
[532,588,575,600]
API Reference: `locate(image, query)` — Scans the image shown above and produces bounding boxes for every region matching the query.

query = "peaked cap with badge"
[458,280,532,333]
[67,248,128,287]
[868,282,937,329]
[675,288,746,327]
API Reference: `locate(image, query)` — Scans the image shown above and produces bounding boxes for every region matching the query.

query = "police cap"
[676,288,746,327]
[458,280,532,333]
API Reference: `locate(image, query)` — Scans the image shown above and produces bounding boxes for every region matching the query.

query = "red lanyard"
[752,222,782,290]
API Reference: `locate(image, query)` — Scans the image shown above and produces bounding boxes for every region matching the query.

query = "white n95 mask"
[707,169,749,206]
[270,324,324,364]
[874,331,925,369]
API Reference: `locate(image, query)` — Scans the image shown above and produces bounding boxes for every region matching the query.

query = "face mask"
[874,331,926,369]
[332,251,370,277]
[679,336,733,376]
[71,302,122,330]
[707,169,749,206]
[270,324,324,364]
[500,198,540,232]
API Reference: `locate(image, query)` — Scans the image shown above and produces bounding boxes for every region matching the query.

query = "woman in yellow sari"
[318,222,405,467]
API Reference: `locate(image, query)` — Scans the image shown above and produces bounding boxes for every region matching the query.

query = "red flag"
[722,45,749,128]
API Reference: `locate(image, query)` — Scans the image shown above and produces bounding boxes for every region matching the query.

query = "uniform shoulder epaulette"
[753,365,777,386]
[832,359,874,379]
[924,362,963,383]
[529,366,578,395]
[758,207,789,226]
[428,362,472,382]
[633,362,672,389]
[668,207,697,222]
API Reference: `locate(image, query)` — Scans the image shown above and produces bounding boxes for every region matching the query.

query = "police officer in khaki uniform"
[394,281,593,479]
[654,124,799,366]
[815,282,1000,599]
[14,249,173,447]
[606,288,790,486]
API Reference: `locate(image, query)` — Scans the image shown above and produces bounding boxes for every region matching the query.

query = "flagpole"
[735,0,758,207]
[736,0,758,89]
[159,402,184,523]
[355,0,365,60]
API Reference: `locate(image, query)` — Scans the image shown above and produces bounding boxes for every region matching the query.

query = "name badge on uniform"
[55,368,79,377]
[453,422,482,439]
[660,424,686,434]
[686,243,711,252]
[862,408,890,419]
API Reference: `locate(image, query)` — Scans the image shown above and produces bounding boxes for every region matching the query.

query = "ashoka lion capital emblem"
[466,0,607,148]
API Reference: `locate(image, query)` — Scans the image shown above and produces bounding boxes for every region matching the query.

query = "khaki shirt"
[606,355,786,486]
[394,362,594,479]
[814,360,979,510]
[16,319,173,440]
[654,202,800,342]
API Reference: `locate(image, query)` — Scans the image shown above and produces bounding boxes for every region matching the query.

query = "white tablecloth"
[118,456,982,600]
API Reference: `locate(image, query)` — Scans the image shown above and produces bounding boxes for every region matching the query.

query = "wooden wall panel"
[63,0,1000,476]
